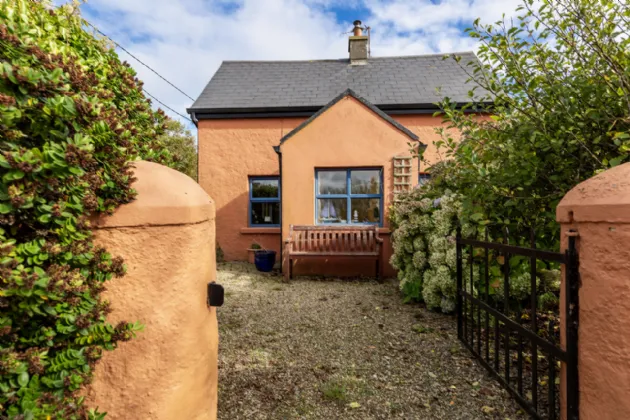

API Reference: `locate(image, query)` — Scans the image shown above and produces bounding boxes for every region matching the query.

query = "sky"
[57,0,526,126]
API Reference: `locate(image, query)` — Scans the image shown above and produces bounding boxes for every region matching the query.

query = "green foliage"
[411,324,433,334]
[0,0,174,417]
[431,0,630,250]
[216,244,225,263]
[390,186,562,313]
[391,0,626,312]
[158,119,197,181]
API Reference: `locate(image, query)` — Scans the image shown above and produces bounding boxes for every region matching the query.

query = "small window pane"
[351,198,380,224]
[252,179,279,198]
[351,170,381,194]
[251,202,280,225]
[317,198,348,224]
[318,171,347,195]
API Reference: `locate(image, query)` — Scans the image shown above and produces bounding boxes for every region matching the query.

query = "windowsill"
[240,227,389,235]
[240,227,281,235]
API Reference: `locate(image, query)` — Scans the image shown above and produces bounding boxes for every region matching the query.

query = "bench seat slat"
[285,225,383,280]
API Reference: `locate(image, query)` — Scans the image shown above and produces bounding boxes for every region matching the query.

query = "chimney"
[348,20,369,65]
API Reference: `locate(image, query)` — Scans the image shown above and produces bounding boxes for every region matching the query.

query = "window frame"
[418,172,431,185]
[315,168,383,226]
[248,176,281,228]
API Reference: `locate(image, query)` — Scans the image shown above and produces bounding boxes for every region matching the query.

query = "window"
[249,177,280,227]
[418,173,431,186]
[315,168,382,225]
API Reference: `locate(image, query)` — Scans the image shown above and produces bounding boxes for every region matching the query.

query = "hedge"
[1,1,175,418]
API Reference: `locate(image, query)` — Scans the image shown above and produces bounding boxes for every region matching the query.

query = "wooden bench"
[284,225,383,280]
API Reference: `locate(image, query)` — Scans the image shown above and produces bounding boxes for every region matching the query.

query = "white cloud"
[64,0,526,125]
[364,0,526,56]
[365,0,524,32]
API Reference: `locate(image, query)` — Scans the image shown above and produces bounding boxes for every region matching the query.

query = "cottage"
[187,21,486,278]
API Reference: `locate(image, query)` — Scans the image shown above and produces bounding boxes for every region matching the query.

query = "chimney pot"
[348,20,369,65]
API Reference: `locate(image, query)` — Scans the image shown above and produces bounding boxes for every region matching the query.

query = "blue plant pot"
[254,250,276,272]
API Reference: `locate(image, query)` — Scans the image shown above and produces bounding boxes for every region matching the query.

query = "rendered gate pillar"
[85,161,218,420]
[557,162,630,420]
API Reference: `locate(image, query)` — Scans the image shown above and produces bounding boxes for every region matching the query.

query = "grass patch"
[320,374,371,404]
[412,324,434,334]
[321,379,348,402]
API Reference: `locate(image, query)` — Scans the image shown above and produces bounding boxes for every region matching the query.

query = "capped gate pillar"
[85,161,218,420]
[557,162,630,420]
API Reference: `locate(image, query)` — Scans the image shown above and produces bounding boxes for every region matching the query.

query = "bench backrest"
[287,225,381,255]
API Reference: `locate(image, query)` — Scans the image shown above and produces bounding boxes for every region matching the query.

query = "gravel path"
[216,263,525,419]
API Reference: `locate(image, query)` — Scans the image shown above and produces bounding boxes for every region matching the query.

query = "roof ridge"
[221,58,348,64]
[364,51,477,60]
[219,51,477,65]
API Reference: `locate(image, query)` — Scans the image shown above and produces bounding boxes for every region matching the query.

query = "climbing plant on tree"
[0,0,176,418]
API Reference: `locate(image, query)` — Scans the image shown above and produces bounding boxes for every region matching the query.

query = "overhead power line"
[144,89,193,122]
[83,19,196,102]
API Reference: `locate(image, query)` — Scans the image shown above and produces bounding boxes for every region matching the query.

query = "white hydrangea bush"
[389,189,471,312]
[390,187,562,313]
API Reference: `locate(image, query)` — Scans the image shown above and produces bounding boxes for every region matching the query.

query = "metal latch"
[207,282,224,307]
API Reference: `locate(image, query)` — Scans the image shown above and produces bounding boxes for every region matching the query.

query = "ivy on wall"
[0,0,175,417]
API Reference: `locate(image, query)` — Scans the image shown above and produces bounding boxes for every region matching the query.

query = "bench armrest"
[375,237,384,244]
[284,238,293,244]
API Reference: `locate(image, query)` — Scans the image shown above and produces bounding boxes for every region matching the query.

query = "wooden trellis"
[393,156,413,201]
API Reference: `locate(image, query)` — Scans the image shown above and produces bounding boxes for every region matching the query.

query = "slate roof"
[188,52,488,115]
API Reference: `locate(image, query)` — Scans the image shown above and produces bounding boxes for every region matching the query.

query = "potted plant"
[247,242,262,264]
[247,242,277,272]
[254,247,276,273]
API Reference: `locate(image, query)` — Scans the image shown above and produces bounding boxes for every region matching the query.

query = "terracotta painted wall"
[556,162,630,420]
[86,162,218,420]
[280,96,420,277]
[197,107,467,276]
[198,118,305,261]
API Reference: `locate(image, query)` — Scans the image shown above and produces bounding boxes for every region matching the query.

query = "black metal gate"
[456,229,579,420]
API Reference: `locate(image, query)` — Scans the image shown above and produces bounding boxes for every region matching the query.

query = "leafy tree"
[430,0,630,248]
[159,119,197,181]
[392,0,629,305]
[0,0,175,417]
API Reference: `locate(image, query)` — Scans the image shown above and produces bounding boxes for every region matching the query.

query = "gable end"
[279,89,423,147]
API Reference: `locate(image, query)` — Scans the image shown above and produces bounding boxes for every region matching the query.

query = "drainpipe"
[417,141,426,175]
[190,112,200,183]
[273,145,283,270]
